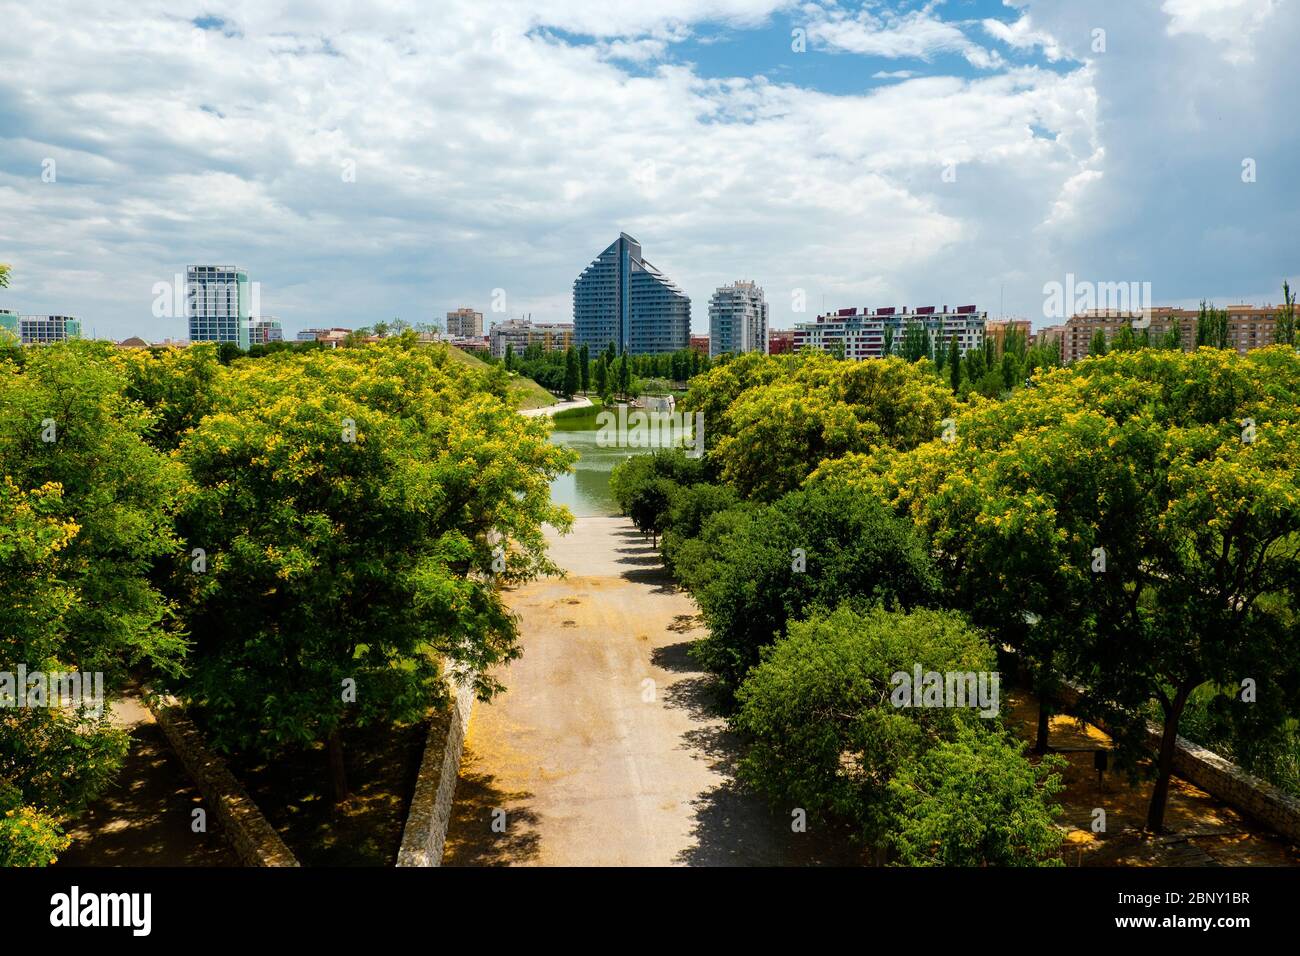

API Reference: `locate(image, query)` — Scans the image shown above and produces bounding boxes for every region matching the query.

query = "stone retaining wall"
[396,675,476,867]
[1049,679,1300,843]
[145,692,299,867]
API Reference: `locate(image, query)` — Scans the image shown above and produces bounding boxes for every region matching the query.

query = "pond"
[548,410,696,517]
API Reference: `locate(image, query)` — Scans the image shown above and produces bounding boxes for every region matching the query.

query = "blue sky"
[0,0,1296,341]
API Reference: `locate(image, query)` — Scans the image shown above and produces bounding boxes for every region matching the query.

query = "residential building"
[1057,305,1284,364]
[249,317,283,344]
[768,329,796,354]
[573,233,690,355]
[0,312,82,345]
[489,320,574,359]
[709,280,769,357]
[298,327,352,347]
[187,265,251,349]
[451,336,490,356]
[689,334,710,356]
[793,305,985,360]
[446,307,484,338]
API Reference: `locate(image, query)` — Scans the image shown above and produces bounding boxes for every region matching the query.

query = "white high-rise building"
[708,280,768,357]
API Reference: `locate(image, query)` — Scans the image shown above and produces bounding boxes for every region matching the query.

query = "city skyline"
[1,2,1295,342]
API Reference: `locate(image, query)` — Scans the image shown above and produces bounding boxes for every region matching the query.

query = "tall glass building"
[187,265,251,349]
[709,280,769,357]
[573,233,690,354]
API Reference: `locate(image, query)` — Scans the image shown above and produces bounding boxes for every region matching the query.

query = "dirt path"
[442,516,859,866]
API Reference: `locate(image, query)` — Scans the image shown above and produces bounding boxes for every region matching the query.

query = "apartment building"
[1056,305,1283,363]
[0,311,82,345]
[793,305,985,360]
[709,280,769,357]
[446,307,484,338]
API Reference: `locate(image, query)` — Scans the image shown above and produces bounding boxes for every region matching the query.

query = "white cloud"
[0,0,1293,339]
[803,4,1002,68]
[1162,0,1279,62]
[982,14,1067,62]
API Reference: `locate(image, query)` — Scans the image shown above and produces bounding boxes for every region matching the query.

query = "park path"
[441,515,859,866]
[519,396,591,418]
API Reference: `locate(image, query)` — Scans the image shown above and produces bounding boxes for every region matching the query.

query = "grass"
[441,344,558,410]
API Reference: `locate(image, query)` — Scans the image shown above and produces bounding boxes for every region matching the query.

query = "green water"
[548,418,692,517]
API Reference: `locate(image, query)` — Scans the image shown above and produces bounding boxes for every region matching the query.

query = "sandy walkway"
[442,515,859,866]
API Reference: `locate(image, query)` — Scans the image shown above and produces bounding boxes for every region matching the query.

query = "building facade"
[446,307,484,338]
[793,305,985,360]
[573,233,690,355]
[768,329,795,354]
[708,280,769,357]
[689,334,710,356]
[1055,305,1284,364]
[248,317,283,344]
[0,311,82,345]
[489,320,574,359]
[187,265,251,349]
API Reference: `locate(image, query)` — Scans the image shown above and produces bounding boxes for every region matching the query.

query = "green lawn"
[442,345,557,410]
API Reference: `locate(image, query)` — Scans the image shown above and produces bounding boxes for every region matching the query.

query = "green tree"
[1275,281,1297,347]
[1162,318,1184,350]
[733,605,1061,862]
[0,342,182,864]
[579,344,590,392]
[563,345,580,399]
[1196,300,1230,349]
[688,486,939,693]
[168,342,574,802]
[0,262,10,289]
[887,724,1065,866]
[830,346,1300,832]
[882,326,895,356]
[1088,327,1108,356]
[948,336,961,393]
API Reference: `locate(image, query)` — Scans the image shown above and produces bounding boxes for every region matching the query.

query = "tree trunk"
[1145,684,1191,833]
[1032,651,1053,754]
[1034,695,1051,754]
[328,727,350,806]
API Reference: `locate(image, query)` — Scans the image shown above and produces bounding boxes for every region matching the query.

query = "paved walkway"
[519,396,592,418]
[442,516,859,866]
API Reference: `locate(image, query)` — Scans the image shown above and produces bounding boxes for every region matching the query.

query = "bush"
[689,485,940,694]
[733,604,1062,863]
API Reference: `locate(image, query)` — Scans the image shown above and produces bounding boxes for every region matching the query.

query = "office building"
[708,280,768,357]
[187,265,251,349]
[573,233,690,355]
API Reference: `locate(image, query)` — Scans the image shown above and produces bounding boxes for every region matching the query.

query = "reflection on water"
[549,415,693,517]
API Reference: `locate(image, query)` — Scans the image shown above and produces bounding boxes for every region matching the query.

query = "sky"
[0,0,1296,341]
